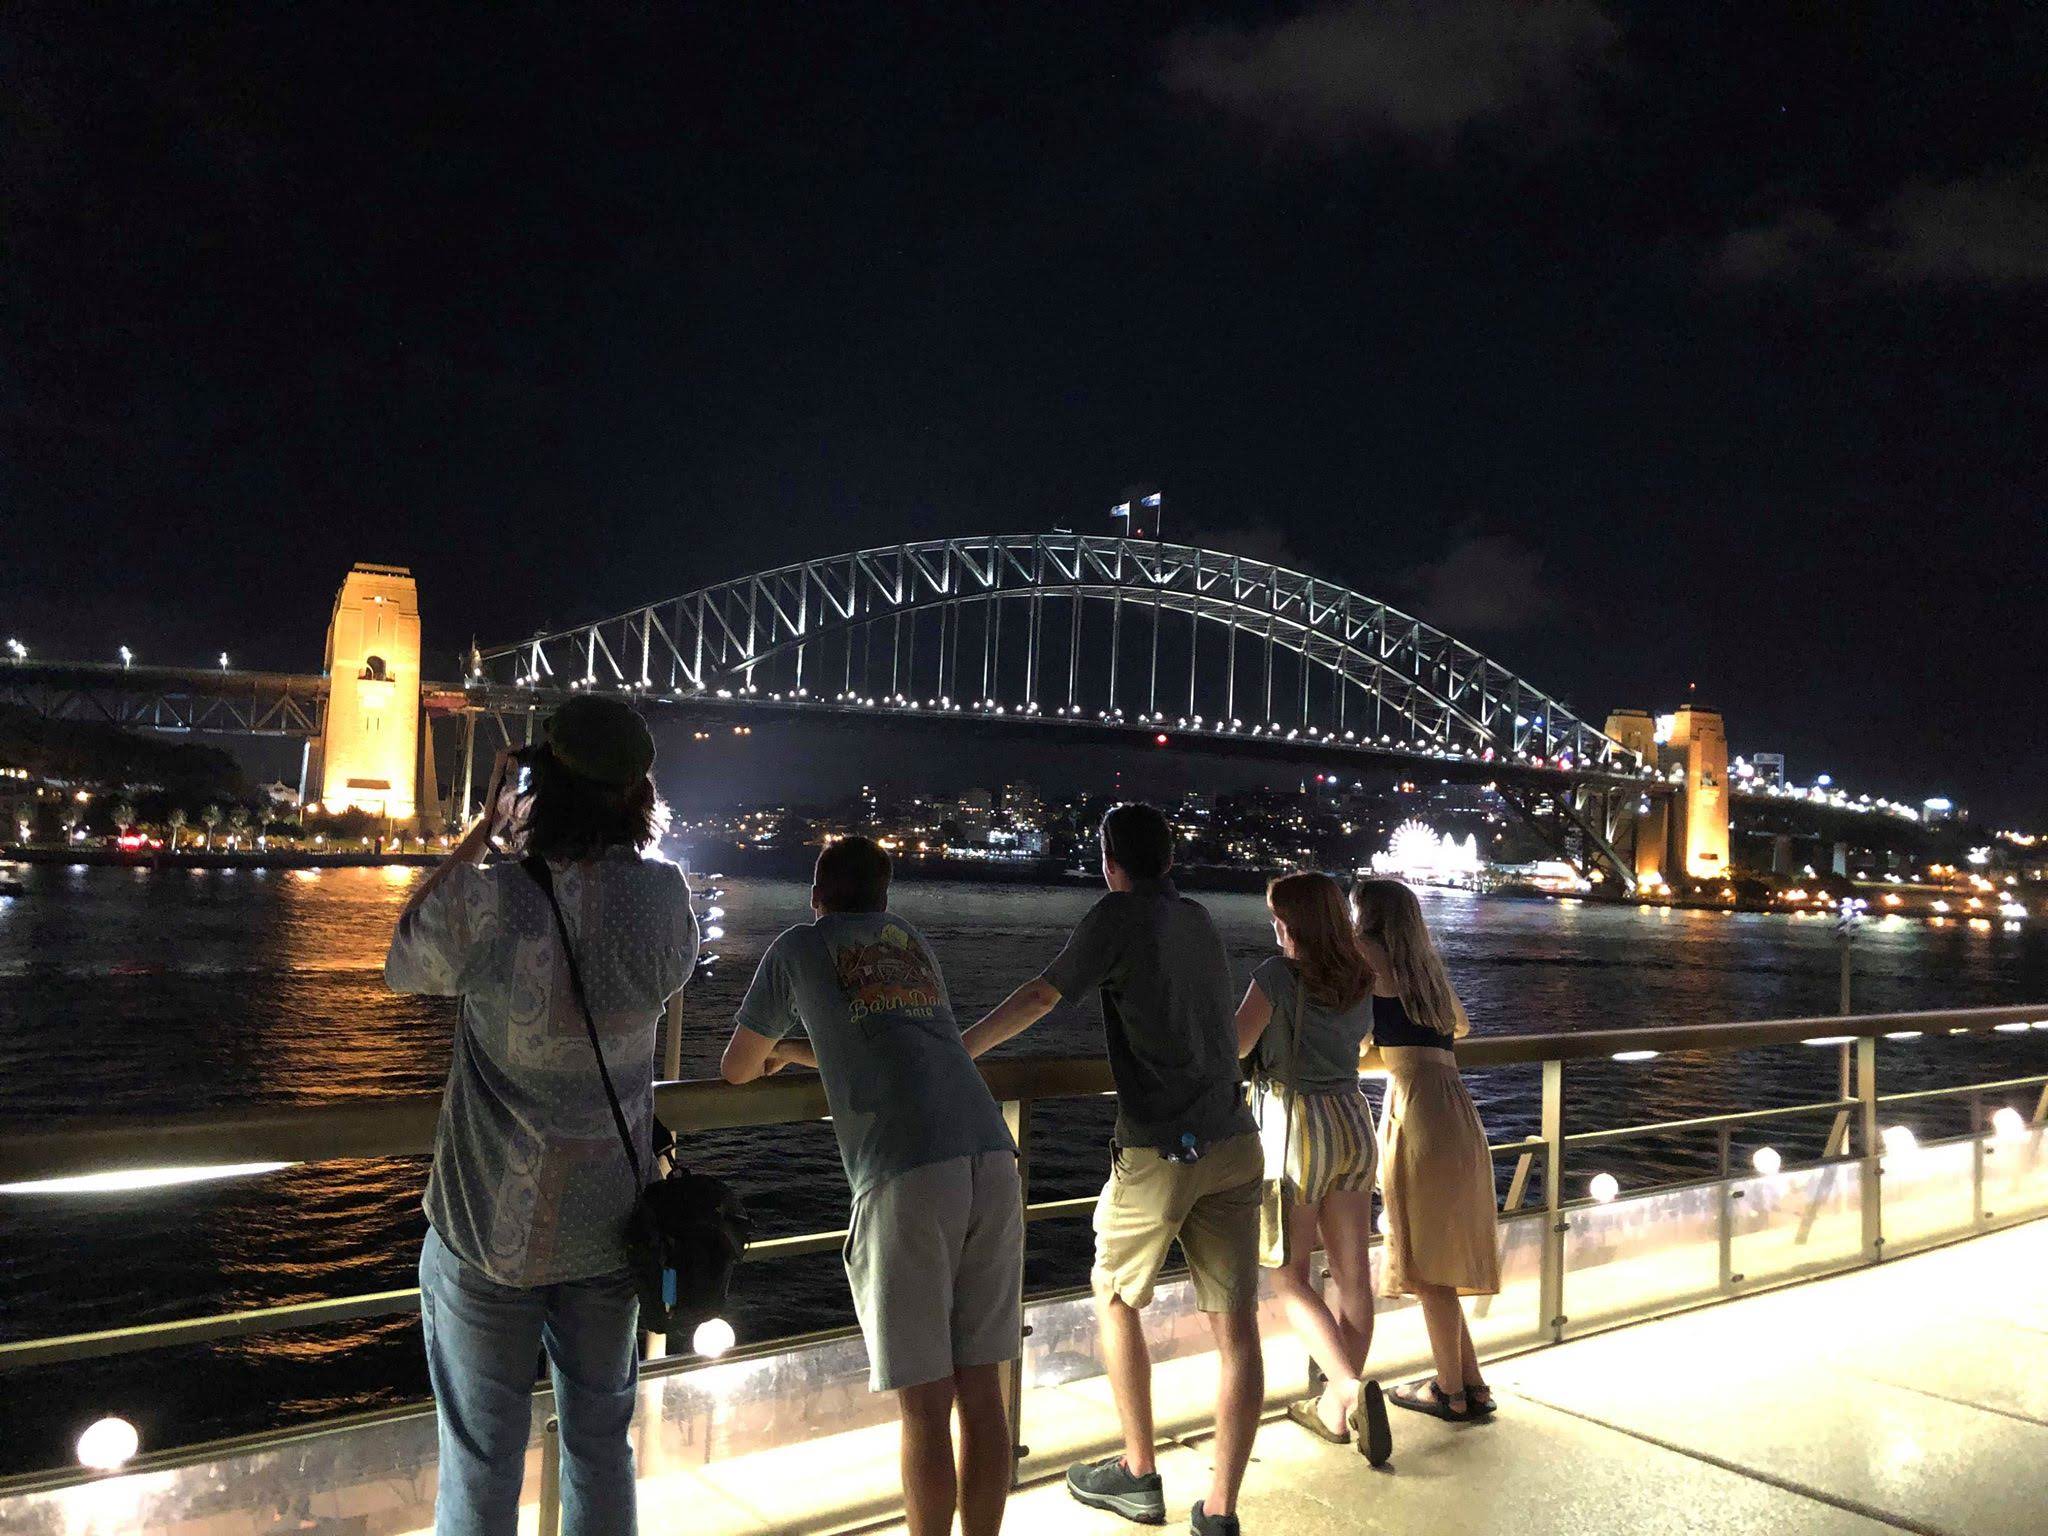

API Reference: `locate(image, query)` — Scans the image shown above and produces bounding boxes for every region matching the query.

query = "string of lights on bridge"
[492,667,1935,823]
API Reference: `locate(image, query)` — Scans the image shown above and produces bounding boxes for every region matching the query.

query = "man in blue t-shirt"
[722,836,1020,1536]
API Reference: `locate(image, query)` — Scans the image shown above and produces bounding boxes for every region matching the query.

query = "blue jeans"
[419,1227,641,1536]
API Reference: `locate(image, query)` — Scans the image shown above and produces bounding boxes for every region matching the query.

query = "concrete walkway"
[870,1218,2048,1536]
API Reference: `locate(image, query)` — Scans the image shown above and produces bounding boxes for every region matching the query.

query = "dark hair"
[522,746,664,861]
[814,835,891,913]
[1099,802,1173,880]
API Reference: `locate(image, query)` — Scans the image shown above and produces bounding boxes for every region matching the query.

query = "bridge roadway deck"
[623,1217,2047,1536]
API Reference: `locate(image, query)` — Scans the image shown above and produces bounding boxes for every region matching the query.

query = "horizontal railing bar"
[0,1288,421,1371]
[2,1005,2039,1185]
[1877,1074,2048,1107]
[1026,1195,1097,1223]
[1564,1098,1861,1149]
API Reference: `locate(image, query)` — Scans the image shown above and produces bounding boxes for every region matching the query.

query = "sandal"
[1389,1377,1471,1422]
[1465,1383,1497,1417]
[1286,1394,1349,1445]
[1350,1379,1393,1467]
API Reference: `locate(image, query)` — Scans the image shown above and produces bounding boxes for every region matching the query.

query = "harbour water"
[1,863,2043,1474]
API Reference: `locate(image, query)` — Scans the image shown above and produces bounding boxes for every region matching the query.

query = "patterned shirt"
[386,850,697,1286]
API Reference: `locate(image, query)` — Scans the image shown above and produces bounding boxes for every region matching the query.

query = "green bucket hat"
[543,695,655,787]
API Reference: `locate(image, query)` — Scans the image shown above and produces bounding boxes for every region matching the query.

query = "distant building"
[1751,753,1786,787]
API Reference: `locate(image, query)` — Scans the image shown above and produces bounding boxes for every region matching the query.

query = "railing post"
[1857,1036,1882,1265]
[1717,1125,1737,1292]
[538,1415,562,1536]
[1971,1092,1987,1226]
[1001,1097,1033,1485]
[1539,1058,1567,1343]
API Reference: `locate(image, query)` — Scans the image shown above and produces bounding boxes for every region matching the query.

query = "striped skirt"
[1257,1081,1379,1208]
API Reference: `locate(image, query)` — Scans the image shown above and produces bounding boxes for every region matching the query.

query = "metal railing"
[3,1002,2046,1513]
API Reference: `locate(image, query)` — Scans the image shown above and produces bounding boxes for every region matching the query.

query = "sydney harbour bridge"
[1,534,1930,891]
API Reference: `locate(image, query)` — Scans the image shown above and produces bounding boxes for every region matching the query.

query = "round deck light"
[1881,1125,1918,1160]
[1991,1107,2027,1142]
[1588,1172,1619,1203]
[76,1416,139,1471]
[1751,1146,1782,1177]
[692,1318,736,1359]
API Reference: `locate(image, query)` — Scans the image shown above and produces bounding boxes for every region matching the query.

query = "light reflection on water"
[0,863,2041,1472]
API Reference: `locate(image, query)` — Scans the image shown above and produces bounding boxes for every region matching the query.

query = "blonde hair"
[1349,878,1469,1038]
[1267,871,1374,1012]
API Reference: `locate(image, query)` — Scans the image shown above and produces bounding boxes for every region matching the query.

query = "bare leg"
[1458,1313,1488,1395]
[953,1362,1011,1536]
[1268,1201,1357,1423]
[1205,1306,1264,1517]
[896,1377,958,1536]
[1314,1188,1378,1380]
[1413,1285,1469,1410]
[1097,1292,1157,1476]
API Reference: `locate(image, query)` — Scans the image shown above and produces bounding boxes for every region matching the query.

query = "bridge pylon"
[305,563,422,826]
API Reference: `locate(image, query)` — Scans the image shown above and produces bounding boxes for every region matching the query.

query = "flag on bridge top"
[1141,492,1162,507]
[1111,502,1132,520]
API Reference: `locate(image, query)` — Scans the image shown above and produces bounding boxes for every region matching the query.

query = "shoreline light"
[0,1162,294,1195]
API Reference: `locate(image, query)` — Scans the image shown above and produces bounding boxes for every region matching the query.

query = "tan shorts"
[1091,1132,1262,1313]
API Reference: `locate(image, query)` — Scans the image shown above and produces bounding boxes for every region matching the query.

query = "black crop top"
[1371,993,1454,1050]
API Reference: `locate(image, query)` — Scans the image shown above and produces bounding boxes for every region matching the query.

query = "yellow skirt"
[1377,1047,1500,1297]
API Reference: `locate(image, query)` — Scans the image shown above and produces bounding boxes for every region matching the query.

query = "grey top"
[1041,878,1259,1152]
[1250,955,1373,1094]
[733,911,1015,1199]
[386,851,697,1287]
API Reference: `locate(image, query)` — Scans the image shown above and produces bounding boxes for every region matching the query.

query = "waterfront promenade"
[828,1218,2048,1536]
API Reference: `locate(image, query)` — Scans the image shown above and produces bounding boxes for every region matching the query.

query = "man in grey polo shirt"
[722,836,1020,1536]
[965,803,1262,1536]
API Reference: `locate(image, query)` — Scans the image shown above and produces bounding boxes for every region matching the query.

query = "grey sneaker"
[1066,1455,1166,1524]
[1190,1499,1240,1536]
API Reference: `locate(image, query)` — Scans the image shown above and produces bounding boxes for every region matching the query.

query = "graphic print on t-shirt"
[832,923,942,1020]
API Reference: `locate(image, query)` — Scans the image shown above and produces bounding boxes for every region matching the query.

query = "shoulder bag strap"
[521,856,645,1189]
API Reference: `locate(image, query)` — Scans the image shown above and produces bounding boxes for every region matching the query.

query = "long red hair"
[1267,871,1374,1012]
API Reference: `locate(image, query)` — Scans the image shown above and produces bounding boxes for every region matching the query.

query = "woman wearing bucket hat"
[387,695,697,1536]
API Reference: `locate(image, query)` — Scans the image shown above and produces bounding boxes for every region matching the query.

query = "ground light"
[1752,1146,1782,1177]
[692,1317,736,1358]
[76,1417,139,1471]
[1588,1172,1620,1203]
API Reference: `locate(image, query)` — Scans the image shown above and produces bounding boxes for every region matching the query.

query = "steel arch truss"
[0,665,327,738]
[475,534,1646,778]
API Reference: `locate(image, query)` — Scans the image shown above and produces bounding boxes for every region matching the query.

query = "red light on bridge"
[1154,732,1170,746]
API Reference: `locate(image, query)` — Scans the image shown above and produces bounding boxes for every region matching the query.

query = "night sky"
[4,5,2043,819]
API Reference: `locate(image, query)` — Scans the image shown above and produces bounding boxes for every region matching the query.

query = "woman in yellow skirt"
[1351,878,1500,1421]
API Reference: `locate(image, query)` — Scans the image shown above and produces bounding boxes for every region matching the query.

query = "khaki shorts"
[1091,1132,1262,1313]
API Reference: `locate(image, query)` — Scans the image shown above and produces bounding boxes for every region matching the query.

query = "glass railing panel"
[1984,1122,2048,1224]
[1464,1209,1546,1355]
[0,1401,481,1536]
[1731,1159,1865,1288]
[1878,1134,1977,1256]
[1561,1181,1723,1335]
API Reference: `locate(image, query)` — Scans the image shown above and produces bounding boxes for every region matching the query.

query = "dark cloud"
[1400,535,1560,634]
[1715,167,2048,286]
[1712,207,1845,283]
[1161,0,1619,148]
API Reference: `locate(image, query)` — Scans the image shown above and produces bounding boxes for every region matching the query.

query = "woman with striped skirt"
[1234,871,1392,1464]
